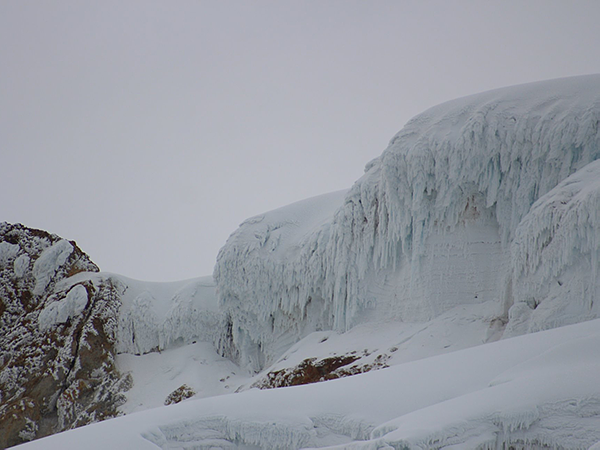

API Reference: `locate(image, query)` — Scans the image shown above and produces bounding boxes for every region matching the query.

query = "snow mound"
[215,74,600,371]
[115,275,223,355]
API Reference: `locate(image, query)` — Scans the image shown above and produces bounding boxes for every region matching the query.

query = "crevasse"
[214,75,600,372]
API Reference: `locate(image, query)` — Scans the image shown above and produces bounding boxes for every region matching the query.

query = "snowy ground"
[15,267,600,448]
[116,296,503,414]
[15,317,600,449]
[117,342,245,414]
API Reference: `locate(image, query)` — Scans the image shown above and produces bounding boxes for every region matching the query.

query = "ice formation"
[49,271,225,356]
[215,75,600,371]
[106,275,223,355]
[0,242,20,264]
[38,284,89,331]
[506,158,600,336]
[32,239,73,295]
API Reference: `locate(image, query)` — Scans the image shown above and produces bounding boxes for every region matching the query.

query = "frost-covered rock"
[0,223,129,448]
[215,75,600,371]
[164,384,196,406]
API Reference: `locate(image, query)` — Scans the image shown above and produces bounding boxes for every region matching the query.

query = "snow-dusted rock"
[0,223,129,448]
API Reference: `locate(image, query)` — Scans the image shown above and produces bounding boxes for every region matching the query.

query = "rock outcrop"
[0,223,130,448]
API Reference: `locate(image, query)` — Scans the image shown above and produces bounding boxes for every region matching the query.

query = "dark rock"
[164,384,196,406]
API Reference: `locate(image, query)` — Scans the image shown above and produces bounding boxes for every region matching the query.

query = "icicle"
[214,75,600,370]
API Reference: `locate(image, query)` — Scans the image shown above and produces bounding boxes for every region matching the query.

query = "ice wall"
[505,158,600,337]
[114,275,223,355]
[59,273,225,356]
[215,75,600,371]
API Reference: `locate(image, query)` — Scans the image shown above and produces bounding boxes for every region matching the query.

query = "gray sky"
[2,1,600,281]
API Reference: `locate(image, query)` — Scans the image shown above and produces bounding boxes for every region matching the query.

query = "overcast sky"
[2,1,600,281]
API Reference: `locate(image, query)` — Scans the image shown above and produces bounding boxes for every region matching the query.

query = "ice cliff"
[215,74,600,371]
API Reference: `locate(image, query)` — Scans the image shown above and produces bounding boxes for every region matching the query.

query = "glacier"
[215,74,600,371]
[7,74,600,449]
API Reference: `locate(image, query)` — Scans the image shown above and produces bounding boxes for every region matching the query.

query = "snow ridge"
[215,75,600,371]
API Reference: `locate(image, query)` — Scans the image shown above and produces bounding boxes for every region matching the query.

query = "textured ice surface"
[215,75,600,371]
[32,239,73,295]
[506,158,600,337]
[0,242,20,264]
[38,284,89,331]
[59,272,224,356]
[114,275,223,355]
[13,253,30,278]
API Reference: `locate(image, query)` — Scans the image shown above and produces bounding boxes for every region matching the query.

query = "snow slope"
[15,318,600,449]
[215,74,600,371]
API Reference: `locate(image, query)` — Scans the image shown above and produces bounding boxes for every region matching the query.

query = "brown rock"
[0,223,128,449]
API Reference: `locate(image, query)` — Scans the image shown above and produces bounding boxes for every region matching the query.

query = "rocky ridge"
[0,223,130,449]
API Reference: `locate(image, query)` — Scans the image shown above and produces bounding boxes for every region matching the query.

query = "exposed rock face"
[250,350,393,390]
[0,223,129,449]
[164,384,196,406]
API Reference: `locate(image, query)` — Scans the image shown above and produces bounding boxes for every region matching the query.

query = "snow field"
[15,318,600,449]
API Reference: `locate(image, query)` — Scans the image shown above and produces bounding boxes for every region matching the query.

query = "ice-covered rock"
[215,74,600,371]
[38,284,89,331]
[0,223,128,448]
[32,240,73,296]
